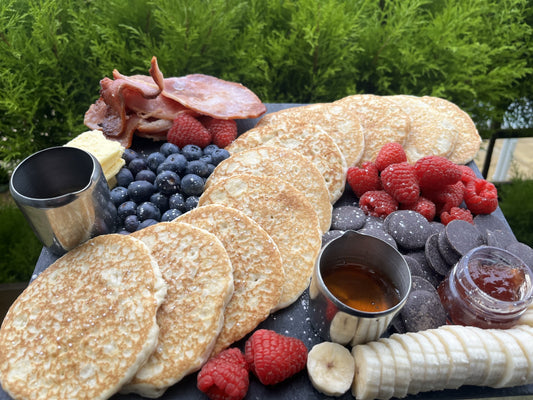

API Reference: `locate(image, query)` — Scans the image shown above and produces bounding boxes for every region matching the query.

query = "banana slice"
[367,340,395,399]
[505,327,533,383]
[517,304,533,327]
[489,329,529,388]
[382,337,410,398]
[427,327,469,389]
[389,332,425,395]
[406,331,441,393]
[468,325,507,387]
[329,311,357,345]
[418,329,451,391]
[351,318,371,346]
[441,325,489,386]
[307,342,355,397]
[352,343,382,400]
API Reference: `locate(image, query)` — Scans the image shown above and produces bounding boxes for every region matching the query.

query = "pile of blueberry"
[110,143,230,234]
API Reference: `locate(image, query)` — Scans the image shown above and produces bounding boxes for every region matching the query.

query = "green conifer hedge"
[1,0,532,169]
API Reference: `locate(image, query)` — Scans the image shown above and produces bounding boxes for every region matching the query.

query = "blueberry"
[161,209,182,222]
[180,174,204,196]
[122,148,140,164]
[135,169,156,183]
[182,144,203,161]
[156,161,180,175]
[185,196,199,211]
[117,229,131,235]
[160,142,180,157]
[138,218,158,230]
[207,164,216,175]
[150,192,169,213]
[128,157,148,176]
[185,160,209,177]
[200,154,213,164]
[164,153,188,175]
[116,167,134,187]
[117,200,137,221]
[110,186,129,207]
[155,170,181,196]
[203,144,220,155]
[124,214,140,232]
[137,202,161,222]
[146,152,166,172]
[211,148,231,165]
[169,193,186,212]
[127,180,156,202]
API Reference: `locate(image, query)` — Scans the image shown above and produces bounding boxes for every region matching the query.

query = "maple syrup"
[322,263,401,313]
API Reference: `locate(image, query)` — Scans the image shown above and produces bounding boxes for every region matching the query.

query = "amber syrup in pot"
[322,263,400,312]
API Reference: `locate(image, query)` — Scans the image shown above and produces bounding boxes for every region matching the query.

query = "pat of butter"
[65,130,125,185]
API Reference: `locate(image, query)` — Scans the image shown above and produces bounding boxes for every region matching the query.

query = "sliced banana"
[469,325,507,387]
[381,337,410,398]
[425,328,469,389]
[352,343,382,400]
[329,311,357,345]
[441,325,488,385]
[389,332,425,395]
[517,304,533,327]
[307,342,355,397]
[489,329,529,388]
[418,329,451,391]
[505,327,533,383]
[367,340,395,400]
[406,331,441,393]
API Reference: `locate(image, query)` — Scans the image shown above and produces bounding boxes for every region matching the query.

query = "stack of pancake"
[0,94,481,399]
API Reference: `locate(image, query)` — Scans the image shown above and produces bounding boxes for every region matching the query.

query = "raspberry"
[200,116,238,148]
[374,142,407,172]
[244,329,307,385]
[346,161,381,198]
[380,162,420,204]
[167,113,212,148]
[440,206,474,225]
[400,196,436,221]
[463,178,498,215]
[414,155,462,191]
[197,348,249,400]
[358,190,399,218]
[423,181,465,214]
[458,165,477,185]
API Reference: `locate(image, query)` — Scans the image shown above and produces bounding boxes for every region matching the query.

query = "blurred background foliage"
[0,0,532,169]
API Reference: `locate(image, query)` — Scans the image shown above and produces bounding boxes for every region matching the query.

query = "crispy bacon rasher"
[84,57,266,147]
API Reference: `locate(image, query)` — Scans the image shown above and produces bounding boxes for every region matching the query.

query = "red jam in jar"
[438,246,533,329]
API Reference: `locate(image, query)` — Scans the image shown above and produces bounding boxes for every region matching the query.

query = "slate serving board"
[2,104,532,400]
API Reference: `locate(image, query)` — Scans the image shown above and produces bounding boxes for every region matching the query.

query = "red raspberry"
[374,142,407,172]
[458,165,477,185]
[414,156,462,191]
[167,113,212,148]
[244,329,307,385]
[380,162,420,204]
[358,190,399,218]
[463,178,498,215]
[440,207,474,225]
[400,196,436,221]
[346,161,381,198]
[423,181,465,214]
[197,348,249,400]
[200,116,238,148]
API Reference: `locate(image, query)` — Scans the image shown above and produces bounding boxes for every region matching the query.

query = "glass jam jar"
[438,246,533,329]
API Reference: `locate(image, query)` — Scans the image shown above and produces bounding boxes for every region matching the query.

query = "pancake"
[253,102,365,167]
[334,94,411,165]
[123,222,234,397]
[0,234,167,400]
[206,146,332,232]
[387,95,459,163]
[199,174,322,309]
[176,204,284,354]
[420,96,481,164]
